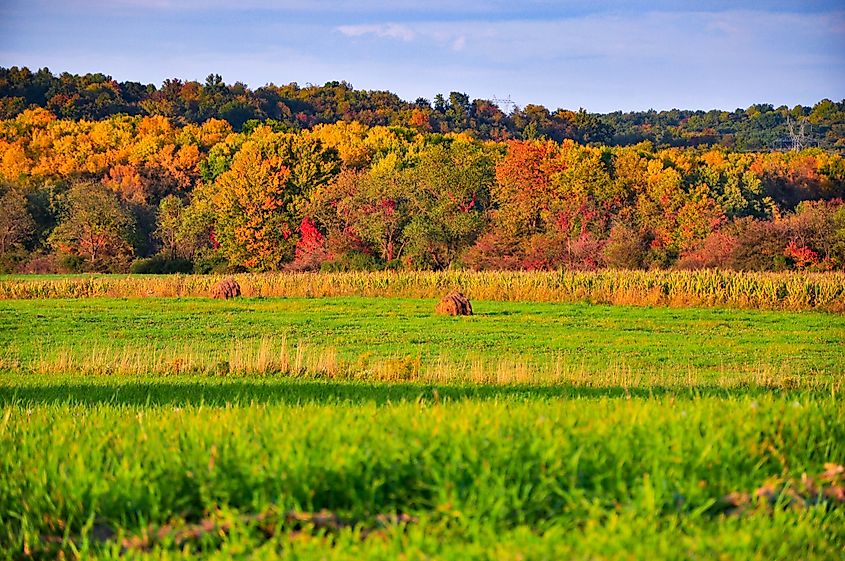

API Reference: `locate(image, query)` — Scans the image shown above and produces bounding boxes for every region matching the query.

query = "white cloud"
[334,9,844,65]
[337,23,416,41]
[335,22,477,52]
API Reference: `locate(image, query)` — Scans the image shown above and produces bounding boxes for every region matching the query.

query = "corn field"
[2,270,844,311]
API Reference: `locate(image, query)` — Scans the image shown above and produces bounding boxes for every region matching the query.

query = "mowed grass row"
[2,297,843,381]
[1,379,843,559]
[2,270,845,312]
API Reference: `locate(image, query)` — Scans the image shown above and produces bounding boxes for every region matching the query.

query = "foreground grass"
[0,375,843,559]
[1,296,842,558]
[1,297,843,381]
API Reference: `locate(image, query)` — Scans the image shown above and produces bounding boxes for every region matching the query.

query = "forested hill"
[2,66,844,151]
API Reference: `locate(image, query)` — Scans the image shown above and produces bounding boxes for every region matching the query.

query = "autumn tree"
[1,85,845,272]
[492,140,566,235]
[206,129,339,270]
[547,142,620,239]
[208,142,294,269]
[48,181,137,271]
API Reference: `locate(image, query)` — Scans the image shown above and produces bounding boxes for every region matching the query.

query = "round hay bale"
[211,278,241,300]
[435,291,472,316]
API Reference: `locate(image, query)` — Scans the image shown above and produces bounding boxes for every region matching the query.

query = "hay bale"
[435,291,472,316]
[211,278,241,300]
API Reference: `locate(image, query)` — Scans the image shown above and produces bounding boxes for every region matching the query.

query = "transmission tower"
[787,116,808,151]
[491,94,517,114]
[784,116,818,151]
[774,116,817,152]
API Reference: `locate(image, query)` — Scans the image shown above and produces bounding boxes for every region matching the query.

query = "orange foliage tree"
[205,129,339,270]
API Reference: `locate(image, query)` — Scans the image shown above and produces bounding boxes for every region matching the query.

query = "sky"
[1,0,843,112]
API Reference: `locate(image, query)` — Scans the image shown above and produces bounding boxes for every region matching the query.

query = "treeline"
[1,108,844,274]
[2,66,845,150]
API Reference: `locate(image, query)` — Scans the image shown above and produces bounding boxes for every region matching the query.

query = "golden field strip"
[2,336,839,392]
[2,270,845,312]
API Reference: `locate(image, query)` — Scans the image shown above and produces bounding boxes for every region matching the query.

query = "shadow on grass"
[0,376,816,407]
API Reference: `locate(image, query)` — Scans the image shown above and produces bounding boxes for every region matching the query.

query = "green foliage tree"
[155,195,185,259]
[0,184,35,270]
[339,157,413,264]
[402,141,494,268]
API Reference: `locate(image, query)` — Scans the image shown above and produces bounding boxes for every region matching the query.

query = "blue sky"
[1,1,843,112]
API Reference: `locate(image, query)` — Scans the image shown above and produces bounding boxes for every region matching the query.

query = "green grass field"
[1,294,843,559]
[2,297,844,380]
